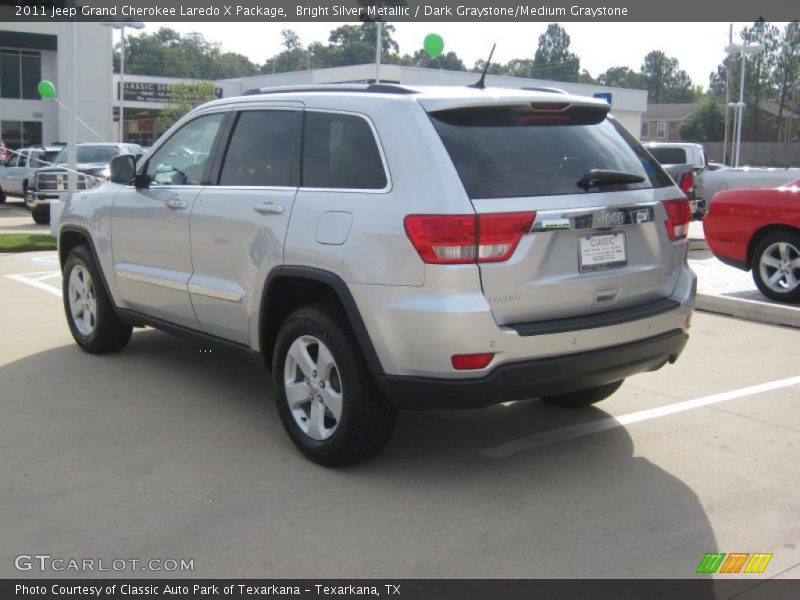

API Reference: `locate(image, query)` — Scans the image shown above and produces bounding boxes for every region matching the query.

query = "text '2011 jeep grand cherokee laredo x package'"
[57,85,696,466]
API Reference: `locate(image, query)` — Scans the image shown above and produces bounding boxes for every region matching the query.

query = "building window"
[656,121,667,139]
[0,50,42,100]
[1,120,43,149]
[640,122,650,139]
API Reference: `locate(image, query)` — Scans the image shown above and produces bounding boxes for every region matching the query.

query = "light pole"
[103,22,145,143]
[725,42,763,167]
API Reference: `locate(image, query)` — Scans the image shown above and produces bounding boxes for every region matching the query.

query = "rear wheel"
[272,304,397,466]
[0,186,6,203]
[541,380,624,408]
[31,207,49,224]
[751,232,800,303]
[63,245,132,353]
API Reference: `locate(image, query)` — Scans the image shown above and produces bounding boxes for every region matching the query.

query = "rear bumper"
[381,329,688,409]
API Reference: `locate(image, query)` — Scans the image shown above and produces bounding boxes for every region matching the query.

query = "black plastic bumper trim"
[381,329,688,410]
[508,298,681,336]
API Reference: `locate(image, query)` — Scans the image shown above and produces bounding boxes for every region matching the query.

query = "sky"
[140,22,768,90]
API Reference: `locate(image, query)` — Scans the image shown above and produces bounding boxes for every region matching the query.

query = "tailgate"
[428,101,684,326]
[473,191,683,325]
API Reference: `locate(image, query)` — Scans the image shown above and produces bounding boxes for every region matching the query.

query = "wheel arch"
[258,266,385,380]
[747,224,800,268]
[58,225,117,311]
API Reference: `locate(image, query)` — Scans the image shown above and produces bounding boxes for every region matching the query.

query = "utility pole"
[723,24,732,165]
[726,42,763,167]
[103,22,144,143]
[65,23,77,195]
[375,19,382,83]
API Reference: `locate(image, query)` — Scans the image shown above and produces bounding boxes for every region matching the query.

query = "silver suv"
[57,84,696,465]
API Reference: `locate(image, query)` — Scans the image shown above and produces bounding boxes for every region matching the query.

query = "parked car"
[0,141,9,163]
[57,84,695,465]
[644,142,707,218]
[0,146,61,204]
[26,142,144,224]
[704,178,800,303]
[704,166,800,204]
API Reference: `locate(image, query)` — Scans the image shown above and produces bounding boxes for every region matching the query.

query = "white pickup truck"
[0,146,61,203]
[644,142,707,218]
[704,165,800,203]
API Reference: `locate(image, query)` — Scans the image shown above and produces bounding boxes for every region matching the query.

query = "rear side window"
[648,147,687,165]
[219,110,301,187]
[302,112,387,190]
[430,104,671,199]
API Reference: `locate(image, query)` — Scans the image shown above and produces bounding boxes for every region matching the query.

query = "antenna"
[469,44,496,90]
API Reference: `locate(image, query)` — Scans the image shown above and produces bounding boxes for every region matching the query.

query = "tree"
[773,21,800,141]
[157,82,219,133]
[679,97,726,142]
[117,28,259,79]
[737,20,780,139]
[640,51,694,103]
[407,49,465,71]
[531,24,580,82]
[281,29,302,51]
[598,66,645,90]
[262,31,311,74]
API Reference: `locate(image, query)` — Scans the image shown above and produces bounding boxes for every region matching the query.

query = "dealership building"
[1,22,647,149]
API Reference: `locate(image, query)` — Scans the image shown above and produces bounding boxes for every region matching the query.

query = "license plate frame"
[579,232,627,271]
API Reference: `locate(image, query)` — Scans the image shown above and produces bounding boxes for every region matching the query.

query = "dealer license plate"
[579,233,627,271]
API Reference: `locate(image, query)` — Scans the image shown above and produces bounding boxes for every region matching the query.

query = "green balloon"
[37,80,57,99]
[424,33,444,58]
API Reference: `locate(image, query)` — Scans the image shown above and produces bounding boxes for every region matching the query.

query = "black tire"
[541,380,624,408]
[272,304,397,466]
[31,207,49,224]
[751,232,800,303]
[0,186,6,203]
[62,246,132,354]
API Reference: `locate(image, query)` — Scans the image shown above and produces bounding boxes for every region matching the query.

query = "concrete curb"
[689,238,709,252]
[696,293,800,329]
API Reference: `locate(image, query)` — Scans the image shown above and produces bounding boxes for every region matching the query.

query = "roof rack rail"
[242,83,418,96]
[520,86,568,95]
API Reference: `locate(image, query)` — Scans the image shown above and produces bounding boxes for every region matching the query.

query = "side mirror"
[110,154,136,184]
[133,173,151,189]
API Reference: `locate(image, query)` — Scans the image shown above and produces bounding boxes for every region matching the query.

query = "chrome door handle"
[166,199,188,210]
[254,202,284,215]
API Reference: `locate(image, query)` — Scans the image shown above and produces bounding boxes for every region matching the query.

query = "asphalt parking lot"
[1,245,799,586]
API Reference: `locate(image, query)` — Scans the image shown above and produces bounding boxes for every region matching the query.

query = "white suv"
[57,84,696,465]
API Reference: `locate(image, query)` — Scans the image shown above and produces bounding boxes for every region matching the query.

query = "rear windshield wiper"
[577,169,645,190]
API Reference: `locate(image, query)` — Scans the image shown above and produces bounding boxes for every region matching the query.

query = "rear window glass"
[648,147,687,165]
[302,112,387,190]
[430,105,671,199]
[219,110,300,187]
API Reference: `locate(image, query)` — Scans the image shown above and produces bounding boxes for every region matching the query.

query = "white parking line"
[6,271,62,298]
[480,375,800,459]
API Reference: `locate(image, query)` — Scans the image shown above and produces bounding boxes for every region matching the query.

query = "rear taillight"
[663,199,691,241]
[451,353,494,370]
[404,212,534,264]
[678,171,694,196]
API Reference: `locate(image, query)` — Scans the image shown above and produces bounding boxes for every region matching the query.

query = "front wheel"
[272,305,397,466]
[541,380,624,408]
[62,246,132,353]
[751,232,800,303]
[31,207,49,224]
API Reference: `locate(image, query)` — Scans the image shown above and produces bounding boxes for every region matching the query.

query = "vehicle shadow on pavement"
[0,329,717,586]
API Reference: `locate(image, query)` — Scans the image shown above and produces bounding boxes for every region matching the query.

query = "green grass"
[0,233,56,252]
